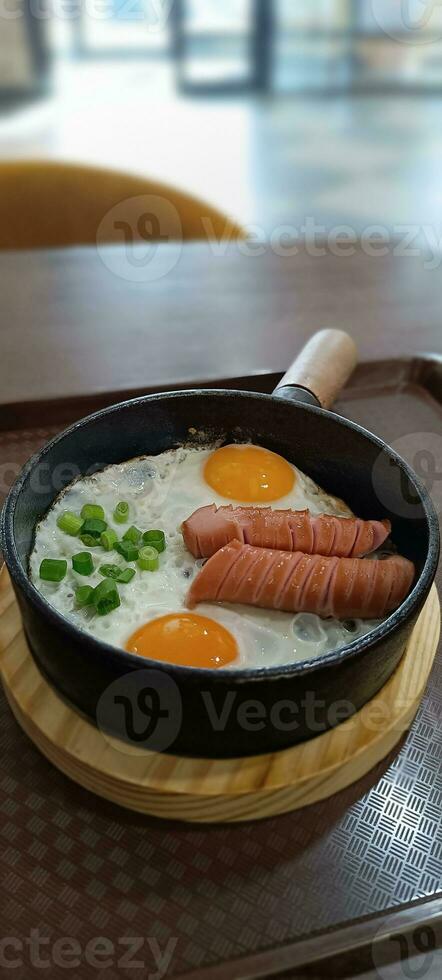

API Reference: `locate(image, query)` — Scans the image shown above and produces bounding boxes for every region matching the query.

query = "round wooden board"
[0,567,439,823]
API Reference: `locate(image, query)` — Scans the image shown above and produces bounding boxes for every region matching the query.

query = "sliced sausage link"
[187,542,414,619]
[182,505,391,560]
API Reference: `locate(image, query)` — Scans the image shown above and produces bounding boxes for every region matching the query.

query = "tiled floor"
[1,59,442,237]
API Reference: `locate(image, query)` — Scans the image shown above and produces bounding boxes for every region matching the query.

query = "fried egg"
[30,444,378,669]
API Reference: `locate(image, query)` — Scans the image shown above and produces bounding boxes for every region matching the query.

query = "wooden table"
[1,242,441,411]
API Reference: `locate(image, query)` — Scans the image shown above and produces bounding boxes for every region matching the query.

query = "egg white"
[29,446,378,668]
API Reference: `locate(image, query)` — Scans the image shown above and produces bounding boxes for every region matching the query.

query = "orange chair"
[0,160,244,249]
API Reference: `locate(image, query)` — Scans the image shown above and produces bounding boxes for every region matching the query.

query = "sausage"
[182,504,391,559]
[186,540,415,619]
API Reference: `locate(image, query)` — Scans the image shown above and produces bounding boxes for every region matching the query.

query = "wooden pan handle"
[274,329,357,410]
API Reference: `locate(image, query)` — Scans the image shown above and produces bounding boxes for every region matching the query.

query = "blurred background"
[2,0,442,234]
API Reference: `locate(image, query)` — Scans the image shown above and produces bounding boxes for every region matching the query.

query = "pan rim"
[2,388,440,683]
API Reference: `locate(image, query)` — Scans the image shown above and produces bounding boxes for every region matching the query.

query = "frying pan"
[1,330,439,758]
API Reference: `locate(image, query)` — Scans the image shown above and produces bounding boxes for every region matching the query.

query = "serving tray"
[1,570,439,824]
[0,356,441,978]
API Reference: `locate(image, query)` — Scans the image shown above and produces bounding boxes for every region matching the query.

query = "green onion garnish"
[115,541,139,562]
[117,567,136,584]
[79,518,107,546]
[114,501,129,524]
[80,534,100,547]
[72,552,94,576]
[56,512,83,536]
[100,528,118,551]
[81,503,105,521]
[93,578,120,616]
[142,529,166,553]
[99,564,136,584]
[99,564,121,580]
[39,558,67,582]
[123,525,142,545]
[80,518,107,538]
[75,585,94,607]
[137,545,159,571]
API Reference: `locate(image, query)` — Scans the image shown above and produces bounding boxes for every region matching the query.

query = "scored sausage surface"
[186,540,415,620]
[182,504,391,559]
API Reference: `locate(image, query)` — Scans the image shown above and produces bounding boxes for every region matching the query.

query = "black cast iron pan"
[1,330,439,757]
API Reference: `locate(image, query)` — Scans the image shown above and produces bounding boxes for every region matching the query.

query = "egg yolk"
[204,444,295,502]
[126,613,238,668]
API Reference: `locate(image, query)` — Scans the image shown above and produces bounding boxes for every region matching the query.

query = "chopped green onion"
[99,564,122,580]
[75,585,94,607]
[142,529,166,553]
[123,525,142,545]
[80,518,107,538]
[72,552,94,576]
[99,564,136,584]
[93,578,120,616]
[81,503,105,521]
[137,545,159,572]
[56,511,83,536]
[39,558,67,582]
[80,534,100,547]
[101,528,118,551]
[114,501,129,524]
[79,519,108,547]
[117,567,136,584]
[115,540,139,562]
